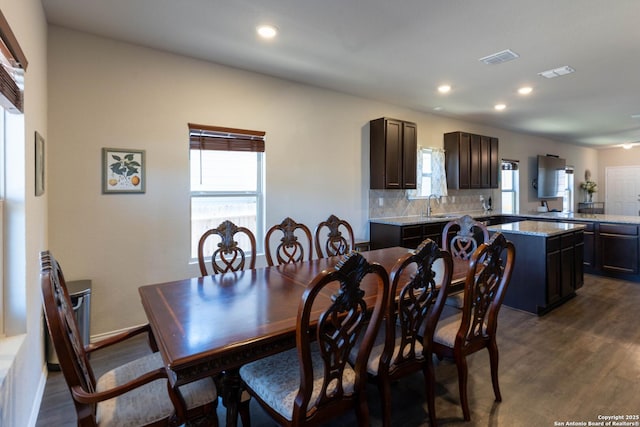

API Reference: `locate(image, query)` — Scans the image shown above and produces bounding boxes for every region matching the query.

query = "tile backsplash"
[369,188,501,218]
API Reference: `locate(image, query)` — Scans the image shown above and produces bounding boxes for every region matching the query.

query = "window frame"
[188,124,266,260]
[500,159,520,214]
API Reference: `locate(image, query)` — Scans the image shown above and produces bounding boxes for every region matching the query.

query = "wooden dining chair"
[265,217,313,266]
[441,214,490,308]
[198,219,257,275]
[432,232,515,422]
[40,250,219,427]
[238,251,390,427]
[314,214,355,258]
[354,238,453,427]
[441,214,490,261]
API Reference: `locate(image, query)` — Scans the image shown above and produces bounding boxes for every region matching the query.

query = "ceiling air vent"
[478,49,520,65]
[538,66,575,78]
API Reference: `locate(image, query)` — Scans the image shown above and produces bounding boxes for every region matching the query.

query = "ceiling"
[41,0,640,149]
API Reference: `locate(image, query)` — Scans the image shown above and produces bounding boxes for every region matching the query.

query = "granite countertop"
[369,210,492,226]
[369,210,640,226]
[487,220,585,237]
[526,211,640,225]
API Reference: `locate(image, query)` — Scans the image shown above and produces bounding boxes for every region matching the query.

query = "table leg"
[221,368,243,427]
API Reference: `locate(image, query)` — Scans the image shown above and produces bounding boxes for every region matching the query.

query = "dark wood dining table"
[138,246,469,426]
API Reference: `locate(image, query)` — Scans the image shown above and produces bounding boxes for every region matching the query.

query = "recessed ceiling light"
[433,106,443,111]
[437,85,451,94]
[257,25,278,39]
[494,104,506,111]
[631,114,640,119]
[518,86,533,95]
[622,144,633,149]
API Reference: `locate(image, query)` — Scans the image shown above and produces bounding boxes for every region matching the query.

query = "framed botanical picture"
[35,131,45,196]
[102,148,146,194]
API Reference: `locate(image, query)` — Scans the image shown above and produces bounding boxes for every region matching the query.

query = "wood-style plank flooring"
[36,274,640,426]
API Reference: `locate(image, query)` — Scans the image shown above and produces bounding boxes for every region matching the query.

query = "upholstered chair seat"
[239,345,356,421]
[96,352,217,426]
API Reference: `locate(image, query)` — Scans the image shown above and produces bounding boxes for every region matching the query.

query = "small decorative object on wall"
[35,131,45,196]
[102,148,145,194]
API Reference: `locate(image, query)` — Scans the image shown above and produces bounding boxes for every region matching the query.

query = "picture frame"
[102,148,146,194]
[35,131,45,196]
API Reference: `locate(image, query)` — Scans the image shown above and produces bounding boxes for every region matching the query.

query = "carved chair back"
[385,238,453,370]
[458,232,515,348]
[375,239,453,427]
[198,220,257,275]
[293,251,389,424]
[40,251,99,421]
[264,217,313,266]
[442,215,490,260]
[314,214,356,258]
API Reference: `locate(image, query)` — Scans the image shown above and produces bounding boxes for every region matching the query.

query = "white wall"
[0,0,49,426]
[48,26,599,338]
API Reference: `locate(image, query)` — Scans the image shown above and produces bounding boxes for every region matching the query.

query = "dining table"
[138,246,469,426]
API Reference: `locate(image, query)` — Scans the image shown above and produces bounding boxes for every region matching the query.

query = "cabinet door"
[402,121,417,189]
[490,137,499,188]
[560,235,575,297]
[470,134,482,188]
[574,234,584,289]
[600,235,639,274]
[480,135,491,188]
[546,249,561,304]
[384,119,403,189]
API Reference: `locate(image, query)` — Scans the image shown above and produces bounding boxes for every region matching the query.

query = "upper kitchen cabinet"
[370,118,417,189]
[444,131,499,189]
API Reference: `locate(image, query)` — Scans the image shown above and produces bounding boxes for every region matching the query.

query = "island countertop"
[487,220,586,237]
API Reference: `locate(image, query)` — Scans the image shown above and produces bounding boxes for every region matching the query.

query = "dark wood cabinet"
[370,117,417,189]
[444,131,499,189]
[599,223,639,274]
[502,229,583,315]
[370,222,446,250]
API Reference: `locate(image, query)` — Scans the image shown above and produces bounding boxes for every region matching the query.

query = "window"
[0,11,27,336]
[561,166,574,212]
[414,147,447,198]
[189,123,265,260]
[501,159,519,214]
[419,148,433,196]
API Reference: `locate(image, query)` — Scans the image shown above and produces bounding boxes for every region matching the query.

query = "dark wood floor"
[37,274,640,426]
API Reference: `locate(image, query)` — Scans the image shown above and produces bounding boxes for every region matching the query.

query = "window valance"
[0,10,27,113]
[188,123,265,152]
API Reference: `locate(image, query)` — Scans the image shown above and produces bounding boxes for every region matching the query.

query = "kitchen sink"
[429,214,460,219]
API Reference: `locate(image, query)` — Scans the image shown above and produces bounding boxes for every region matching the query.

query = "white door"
[605,166,640,216]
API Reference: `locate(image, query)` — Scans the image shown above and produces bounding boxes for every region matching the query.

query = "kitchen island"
[487,221,586,315]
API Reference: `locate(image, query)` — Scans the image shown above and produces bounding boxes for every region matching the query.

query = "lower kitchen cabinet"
[599,223,639,274]
[497,227,584,315]
[370,222,446,250]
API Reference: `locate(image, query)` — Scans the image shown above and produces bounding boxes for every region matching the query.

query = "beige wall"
[48,26,600,338]
[0,0,49,425]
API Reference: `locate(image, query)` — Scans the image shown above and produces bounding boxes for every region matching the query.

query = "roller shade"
[0,10,27,113]
[188,123,265,152]
[501,159,519,170]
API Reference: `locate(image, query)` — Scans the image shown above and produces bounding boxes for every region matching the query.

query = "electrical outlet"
[378,197,384,207]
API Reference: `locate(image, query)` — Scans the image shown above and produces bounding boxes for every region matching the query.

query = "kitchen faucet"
[425,194,440,217]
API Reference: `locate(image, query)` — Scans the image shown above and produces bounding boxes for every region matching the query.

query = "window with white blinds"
[188,123,265,259]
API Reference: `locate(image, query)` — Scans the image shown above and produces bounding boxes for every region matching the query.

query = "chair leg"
[487,340,502,402]
[378,376,393,427]
[238,399,251,427]
[423,355,438,427]
[455,354,471,421]
[355,392,371,427]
